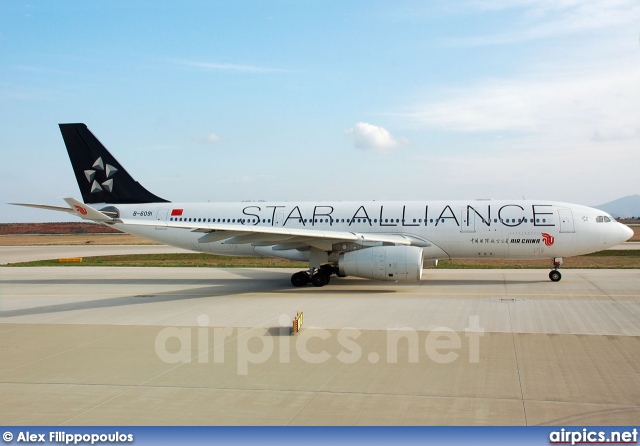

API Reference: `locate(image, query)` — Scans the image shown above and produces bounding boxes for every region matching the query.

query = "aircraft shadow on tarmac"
[0,269,548,319]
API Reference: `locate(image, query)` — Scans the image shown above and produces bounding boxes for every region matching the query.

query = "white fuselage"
[103,200,630,262]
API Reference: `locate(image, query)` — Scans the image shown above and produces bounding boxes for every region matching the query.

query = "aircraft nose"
[620,223,634,242]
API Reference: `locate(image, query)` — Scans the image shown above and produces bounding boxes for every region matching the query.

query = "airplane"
[12,123,634,287]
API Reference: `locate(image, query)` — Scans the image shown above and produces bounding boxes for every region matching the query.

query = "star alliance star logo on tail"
[84,157,118,194]
[541,233,555,246]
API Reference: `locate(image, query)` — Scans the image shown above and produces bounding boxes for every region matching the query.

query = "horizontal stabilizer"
[62,198,116,222]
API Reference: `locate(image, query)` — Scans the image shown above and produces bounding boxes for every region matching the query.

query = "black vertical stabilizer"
[59,123,169,204]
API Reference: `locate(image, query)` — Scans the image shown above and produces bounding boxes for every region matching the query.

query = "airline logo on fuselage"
[541,233,555,246]
[508,233,555,246]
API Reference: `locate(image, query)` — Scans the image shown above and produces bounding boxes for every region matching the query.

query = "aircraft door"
[558,209,575,233]
[156,209,169,230]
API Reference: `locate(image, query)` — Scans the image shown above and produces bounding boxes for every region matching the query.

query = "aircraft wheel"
[291,271,309,287]
[549,270,562,282]
[311,272,329,287]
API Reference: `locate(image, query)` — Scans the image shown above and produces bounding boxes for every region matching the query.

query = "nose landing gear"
[549,257,562,282]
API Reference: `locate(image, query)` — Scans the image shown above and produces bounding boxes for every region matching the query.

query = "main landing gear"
[549,257,563,282]
[291,265,341,288]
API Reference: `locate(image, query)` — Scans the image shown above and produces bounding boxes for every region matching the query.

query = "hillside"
[594,194,640,218]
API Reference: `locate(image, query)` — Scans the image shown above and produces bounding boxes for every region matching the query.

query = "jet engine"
[338,246,424,282]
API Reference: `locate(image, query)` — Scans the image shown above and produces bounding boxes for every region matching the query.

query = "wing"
[119,217,426,250]
[10,202,76,214]
[13,199,431,251]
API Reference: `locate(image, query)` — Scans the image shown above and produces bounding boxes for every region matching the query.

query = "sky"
[1,0,639,222]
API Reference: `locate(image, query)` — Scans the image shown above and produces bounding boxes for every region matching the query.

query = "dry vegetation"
[0,234,159,246]
[0,222,155,245]
[0,222,122,235]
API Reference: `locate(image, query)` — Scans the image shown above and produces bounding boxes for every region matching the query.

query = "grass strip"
[6,250,640,269]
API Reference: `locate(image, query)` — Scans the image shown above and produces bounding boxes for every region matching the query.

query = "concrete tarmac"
[1,266,639,425]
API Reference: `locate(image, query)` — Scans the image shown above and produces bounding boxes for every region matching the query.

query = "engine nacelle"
[338,246,424,282]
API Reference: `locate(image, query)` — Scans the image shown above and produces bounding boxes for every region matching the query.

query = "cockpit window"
[604,216,611,222]
[596,216,612,223]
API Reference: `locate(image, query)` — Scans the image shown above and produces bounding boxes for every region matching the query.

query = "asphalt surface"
[1,266,639,425]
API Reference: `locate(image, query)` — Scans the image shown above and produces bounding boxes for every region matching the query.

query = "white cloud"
[400,64,640,141]
[346,122,407,153]
[193,133,223,144]
[449,0,640,46]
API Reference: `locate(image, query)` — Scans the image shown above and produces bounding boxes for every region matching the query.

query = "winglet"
[63,198,116,222]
